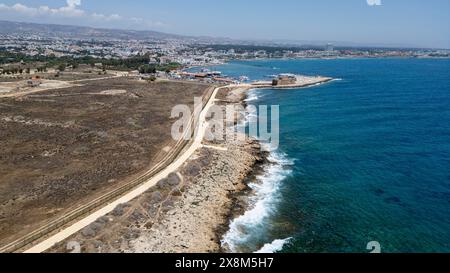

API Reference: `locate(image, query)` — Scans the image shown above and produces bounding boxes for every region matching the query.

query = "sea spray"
[223,87,294,253]
[244,92,259,102]
[221,149,294,253]
[255,238,293,253]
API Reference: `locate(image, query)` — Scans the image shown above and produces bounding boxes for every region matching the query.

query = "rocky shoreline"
[215,154,269,252]
[48,85,265,253]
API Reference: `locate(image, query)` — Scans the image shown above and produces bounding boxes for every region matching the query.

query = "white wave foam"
[240,110,258,127]
[221,150,293,253]
[240,98,258,127]
[245,90,263,102]
[246,113,258,123]
[245,94,258,102]
[255,238,292,253]
[302,78,342,89]
[223,86,295,253]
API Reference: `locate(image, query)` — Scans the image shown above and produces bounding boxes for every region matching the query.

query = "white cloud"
[92,12,122,21]
[367,0,382,6]
[0,1,166,29]
[66,0,81,8]
[0,1,84,17]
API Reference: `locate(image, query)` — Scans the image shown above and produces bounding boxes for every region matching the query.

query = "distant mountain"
[0,20,434,49]
[0,20,185,40]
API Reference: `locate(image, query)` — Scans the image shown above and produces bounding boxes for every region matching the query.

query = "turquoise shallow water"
[195,58,450,253]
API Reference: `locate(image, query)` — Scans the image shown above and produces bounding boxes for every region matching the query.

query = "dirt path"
[68,75,122,84]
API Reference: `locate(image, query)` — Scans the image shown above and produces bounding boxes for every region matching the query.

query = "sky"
[0,0,449,49]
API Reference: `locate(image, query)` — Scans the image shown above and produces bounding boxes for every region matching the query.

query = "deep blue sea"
[194,58,450,253]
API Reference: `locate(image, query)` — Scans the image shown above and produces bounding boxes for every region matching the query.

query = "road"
[21,85,222,253]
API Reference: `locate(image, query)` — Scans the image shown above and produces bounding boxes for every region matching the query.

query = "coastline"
[47,84,266,253]
[46,76,332,253]
[191,56,449,71]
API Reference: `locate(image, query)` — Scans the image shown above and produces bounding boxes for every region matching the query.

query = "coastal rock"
[129,210,146,223]
[96,216,110,224]
[81,227,96,238]
[91,240,104,249]
[81,222,104,238]
[157,178,168,189]
[167,173,181,186]
[184,163,201,177]
[130,136,262,253]
[124,228,141,240]
[150,191,163,203]
[112,203,129,217]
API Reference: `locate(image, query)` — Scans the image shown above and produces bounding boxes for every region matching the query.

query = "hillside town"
[1,22,449,86]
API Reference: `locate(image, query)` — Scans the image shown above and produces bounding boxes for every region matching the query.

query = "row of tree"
[1,67,31,75]
[138,63,181,74]
[0,51,181,73]
[1,66,51,75]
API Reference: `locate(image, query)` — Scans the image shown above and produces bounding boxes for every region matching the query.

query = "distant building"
[272,74,297,86]
[156,71,168,78]
[326,43,334,52]
[27,75,41,87]
[213,77,236,84]
[159,56,172,64]
[194,73,208,78]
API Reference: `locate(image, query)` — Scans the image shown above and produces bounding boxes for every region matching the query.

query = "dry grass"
[0,77,212,246]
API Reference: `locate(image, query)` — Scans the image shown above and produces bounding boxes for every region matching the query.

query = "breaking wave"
[221,149,294,253]
[255,238,292,253]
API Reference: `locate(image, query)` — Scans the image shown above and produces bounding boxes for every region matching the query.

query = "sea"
[190,58,450,253]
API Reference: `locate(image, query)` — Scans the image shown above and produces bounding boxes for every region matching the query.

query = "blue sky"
[0,0,449,48]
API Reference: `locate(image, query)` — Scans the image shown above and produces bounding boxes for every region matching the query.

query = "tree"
[37,67,47,73]
[58,63,66,72]
[139,64,156,74]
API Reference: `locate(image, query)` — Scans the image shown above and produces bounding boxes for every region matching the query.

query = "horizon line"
[1,19,448,51]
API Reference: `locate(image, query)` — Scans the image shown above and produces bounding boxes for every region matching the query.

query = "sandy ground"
[0,80,77,97]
